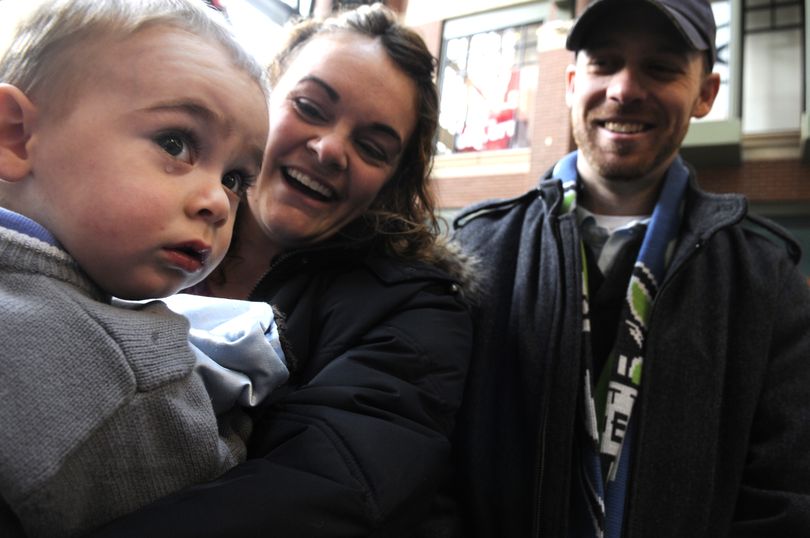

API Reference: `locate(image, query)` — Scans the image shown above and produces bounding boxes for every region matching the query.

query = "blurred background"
[218,0,810,275]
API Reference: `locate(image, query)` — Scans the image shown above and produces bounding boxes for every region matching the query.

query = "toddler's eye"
[155,132,195,164]
[222,171,253,195]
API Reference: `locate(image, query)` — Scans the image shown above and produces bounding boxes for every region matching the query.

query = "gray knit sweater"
[0,226,245,537]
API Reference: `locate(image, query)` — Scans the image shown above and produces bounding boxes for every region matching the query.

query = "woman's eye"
[292,97,326,122]
[155,132,195,164]
[221,171,254,196]
[357,140,388,163]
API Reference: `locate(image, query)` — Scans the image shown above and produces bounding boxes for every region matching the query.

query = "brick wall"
[433,172,534,208]
[529,47,574,180]
[696,159,810,202]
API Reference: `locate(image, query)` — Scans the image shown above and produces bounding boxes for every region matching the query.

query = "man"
[451,0,810,536]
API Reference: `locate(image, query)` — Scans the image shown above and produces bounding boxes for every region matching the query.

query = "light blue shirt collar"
[0,207,59,246]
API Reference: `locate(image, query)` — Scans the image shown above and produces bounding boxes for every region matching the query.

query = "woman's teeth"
[286,168,332,198]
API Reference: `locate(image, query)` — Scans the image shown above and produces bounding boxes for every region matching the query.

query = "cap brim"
[566,0,711,55]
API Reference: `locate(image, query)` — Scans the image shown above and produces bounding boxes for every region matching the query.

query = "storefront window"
[436,4,542,154]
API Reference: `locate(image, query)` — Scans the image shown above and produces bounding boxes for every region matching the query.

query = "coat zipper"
[533,210,580,538]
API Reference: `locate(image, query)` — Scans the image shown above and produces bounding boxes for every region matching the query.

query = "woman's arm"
[86,274,472,537]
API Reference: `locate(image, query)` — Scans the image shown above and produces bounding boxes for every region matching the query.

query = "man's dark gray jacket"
[449,161,810,537]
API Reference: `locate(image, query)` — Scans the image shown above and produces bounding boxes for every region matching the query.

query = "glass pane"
[743,29,802,132]
[745,9,771,31]
[701,0,731,121]
[775,5,802,26]
[437,22,541,154]
[437,37,471,151]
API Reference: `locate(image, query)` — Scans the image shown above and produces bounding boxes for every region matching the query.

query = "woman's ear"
[0,83,37,181]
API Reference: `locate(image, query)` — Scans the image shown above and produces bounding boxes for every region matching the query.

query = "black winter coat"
[87,236,473,537]
[446,165,810,538]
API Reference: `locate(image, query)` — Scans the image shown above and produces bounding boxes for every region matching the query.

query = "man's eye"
[588,57,615,72]
[221,171,253,195]
[155,132,195,164]
[650,63,681,75]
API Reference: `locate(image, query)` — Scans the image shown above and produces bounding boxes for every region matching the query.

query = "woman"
[89,4,473,537]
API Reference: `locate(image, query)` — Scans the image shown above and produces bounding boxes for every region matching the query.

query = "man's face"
[25,26,268,299]
[565,7,720,189]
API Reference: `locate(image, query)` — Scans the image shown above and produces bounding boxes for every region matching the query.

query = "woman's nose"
[306,132,349,172]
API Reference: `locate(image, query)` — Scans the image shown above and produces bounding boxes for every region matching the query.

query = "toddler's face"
[28,26,268,299]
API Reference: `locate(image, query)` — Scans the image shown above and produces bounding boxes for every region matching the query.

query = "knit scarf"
[553,151,688,538]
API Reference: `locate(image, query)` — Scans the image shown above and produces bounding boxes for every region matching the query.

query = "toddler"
[0,0,283,536]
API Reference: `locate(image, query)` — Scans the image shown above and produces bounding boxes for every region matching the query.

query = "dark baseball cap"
[566,0,717,68]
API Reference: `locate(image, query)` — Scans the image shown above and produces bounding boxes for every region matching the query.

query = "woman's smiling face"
[246,32,418,255]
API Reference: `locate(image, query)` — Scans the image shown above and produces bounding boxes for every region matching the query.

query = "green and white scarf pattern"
[554,151,688,538]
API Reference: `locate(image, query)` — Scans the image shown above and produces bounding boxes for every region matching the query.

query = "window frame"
[684,0,810,164]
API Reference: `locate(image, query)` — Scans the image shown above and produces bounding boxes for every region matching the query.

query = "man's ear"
[0,83,37,181]
[692,72,721,119]
[565,63,577,109]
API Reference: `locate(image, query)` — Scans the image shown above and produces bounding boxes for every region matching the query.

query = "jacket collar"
[455,154,750,245]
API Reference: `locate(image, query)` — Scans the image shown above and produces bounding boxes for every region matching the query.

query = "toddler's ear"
[0,83,36,181]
